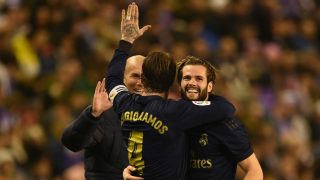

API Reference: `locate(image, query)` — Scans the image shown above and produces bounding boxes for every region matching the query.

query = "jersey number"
[128,131,145,175]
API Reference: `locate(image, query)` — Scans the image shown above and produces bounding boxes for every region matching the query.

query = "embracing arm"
[238,153,263,180]
[175,98,235,130]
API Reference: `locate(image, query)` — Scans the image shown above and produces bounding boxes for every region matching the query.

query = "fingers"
[140,25,152,34]
[123,166,144,180]
[126,2,139,22]
[95,81,101,94]
[132,2,138,24]
[100,78,106,92]
[136,3,139,22]
[121,9,125,28]
[126,3,133,20]
[127,165,136,172]
[92,80,101,106]
[94,78,106,94]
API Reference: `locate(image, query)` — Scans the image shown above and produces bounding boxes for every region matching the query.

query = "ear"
[207,81,213,93]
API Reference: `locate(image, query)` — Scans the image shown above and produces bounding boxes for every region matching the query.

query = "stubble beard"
[181,87,208,101]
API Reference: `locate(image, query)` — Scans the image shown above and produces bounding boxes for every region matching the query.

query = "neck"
[205,93,213,100]
[142,90,167,98]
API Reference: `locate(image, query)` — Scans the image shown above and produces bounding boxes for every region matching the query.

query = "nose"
[136,77,143,87]
[188,78,197,85]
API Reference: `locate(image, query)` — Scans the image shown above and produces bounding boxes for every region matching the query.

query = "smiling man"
[177,56,263,180]
[178,58,214,102]
[124,55,145,94]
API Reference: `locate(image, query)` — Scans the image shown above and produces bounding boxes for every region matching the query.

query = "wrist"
[119,40,133,53]
[121,37,134,44]
[91,108,102,118]
[91,112,101,118]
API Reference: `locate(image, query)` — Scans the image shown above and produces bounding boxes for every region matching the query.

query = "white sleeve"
[109,85,128,103]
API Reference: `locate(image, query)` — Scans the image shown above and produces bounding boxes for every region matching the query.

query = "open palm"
[91,78,112,117]
[121,2,151,43]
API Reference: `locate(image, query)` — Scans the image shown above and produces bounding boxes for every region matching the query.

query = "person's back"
[118,95,189,179]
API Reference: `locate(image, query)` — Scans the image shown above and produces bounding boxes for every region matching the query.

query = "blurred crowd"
[0,0,320,179]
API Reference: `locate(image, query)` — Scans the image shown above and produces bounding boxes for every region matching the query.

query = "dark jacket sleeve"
[61,106,102,152]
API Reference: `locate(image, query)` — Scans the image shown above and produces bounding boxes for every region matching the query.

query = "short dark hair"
[177,56,216,84]
[142,52,176,93]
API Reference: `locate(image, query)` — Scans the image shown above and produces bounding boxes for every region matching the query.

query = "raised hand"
[121,2,151,43]
[91,78,113,117]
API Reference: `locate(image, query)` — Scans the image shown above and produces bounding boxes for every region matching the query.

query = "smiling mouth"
[187,89,198,93]
[134,89,144,94]
[185,90,199,99]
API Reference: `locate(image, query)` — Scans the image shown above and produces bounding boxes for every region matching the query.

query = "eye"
[182,76,191,81]
[131,73,141,79]
[196,77,204,81]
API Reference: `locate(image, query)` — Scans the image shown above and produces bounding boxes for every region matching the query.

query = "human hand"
[123,165,144,180]
[91,78,112,117]
[121,2,151,43]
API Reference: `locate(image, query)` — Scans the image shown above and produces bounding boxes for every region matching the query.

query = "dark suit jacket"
[61,106,128,180]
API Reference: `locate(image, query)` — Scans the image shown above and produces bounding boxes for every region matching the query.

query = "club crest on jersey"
[192,101,211,106]
[199,133,208,147]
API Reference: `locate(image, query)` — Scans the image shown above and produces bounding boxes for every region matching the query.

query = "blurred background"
[0,0,320,179]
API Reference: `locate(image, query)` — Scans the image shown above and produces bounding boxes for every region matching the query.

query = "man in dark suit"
[61,55,144,180]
